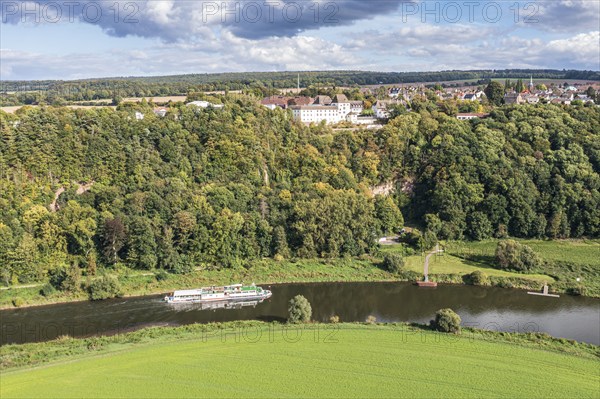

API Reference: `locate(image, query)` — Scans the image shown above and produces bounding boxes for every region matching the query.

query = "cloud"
[0,33,360,80]
[534,0,600,32]
[1,0,409,41]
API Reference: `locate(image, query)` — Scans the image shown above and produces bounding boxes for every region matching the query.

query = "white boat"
[164,283,272,304]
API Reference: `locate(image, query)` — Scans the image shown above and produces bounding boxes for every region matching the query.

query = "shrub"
[48,267,67,290]
[288,295,312,323]
[382,253,405,274]
[400,230,422,248]
[12,297,24,307]
[366,315,377,324]
[566,286,586,296]
[40,283,56,297]
[155,270,169,282]
[88,275,122,301]
[466,270,489,286]
[431,308,461,334]
[329,315,340,324]
[495,240,542,272]
[61,265,82,293]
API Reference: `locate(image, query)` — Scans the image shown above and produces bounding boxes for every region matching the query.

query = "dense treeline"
[2,69,598,106]
[0,98,598,284]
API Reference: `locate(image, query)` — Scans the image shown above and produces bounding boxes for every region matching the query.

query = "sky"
[1,0,599,80]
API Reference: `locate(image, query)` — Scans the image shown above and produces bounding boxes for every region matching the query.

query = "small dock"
[415,245,443,288]
[527,284,560,298]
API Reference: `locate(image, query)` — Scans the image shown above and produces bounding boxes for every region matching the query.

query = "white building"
[290,105,343,124]
[187,101,225,109]
[135,111,144,120]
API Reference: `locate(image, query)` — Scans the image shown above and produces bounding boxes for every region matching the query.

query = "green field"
[1,323,598,399]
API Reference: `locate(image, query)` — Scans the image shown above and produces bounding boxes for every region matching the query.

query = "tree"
[382,253,405,274]
[375,195,404,235]
[495,240,542,272]
[431,308,461,333]
[484,81,504,106]
[466,270,489,286]
[101,217,126,265]
[515,79,524,93]
[288,295,312,323]
[87,275,122,300]
[467,212,492,241]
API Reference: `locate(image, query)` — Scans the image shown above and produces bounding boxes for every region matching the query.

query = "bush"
[61,265,82,293]
[495,240,542,272]
[287,295,312,323]
[382,253,405,273]
[12,297,24,307]
[431,308,461,334]
[40,283,56,297]
[399,230,422,248]
[366,315,377,324]
[48,267,67,290]
[155,270,169,282]
[466,270,489,286]
[87,275,122,301]
[329,315,340,324]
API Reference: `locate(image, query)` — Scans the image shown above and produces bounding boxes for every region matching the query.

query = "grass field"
[1,323,598,399]
[445,239,600,266]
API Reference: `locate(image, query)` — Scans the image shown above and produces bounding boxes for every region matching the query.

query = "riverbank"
[4,239,600,310]
[2,253,572,310]
[1,321,598,398]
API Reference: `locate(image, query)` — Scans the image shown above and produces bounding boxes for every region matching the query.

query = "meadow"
[1,322,598,399]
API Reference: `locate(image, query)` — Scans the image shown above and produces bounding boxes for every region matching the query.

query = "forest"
[0,97,599,285]
[2,69,599,106]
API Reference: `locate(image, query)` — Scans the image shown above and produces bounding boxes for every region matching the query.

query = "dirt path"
[424,244,443,281]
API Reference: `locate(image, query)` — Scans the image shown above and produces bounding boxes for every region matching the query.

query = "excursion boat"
[164,283,272,304]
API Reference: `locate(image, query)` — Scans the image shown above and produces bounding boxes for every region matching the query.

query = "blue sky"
[1,0,599,80]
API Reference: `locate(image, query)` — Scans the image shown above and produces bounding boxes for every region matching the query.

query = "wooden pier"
[527,284,560,298]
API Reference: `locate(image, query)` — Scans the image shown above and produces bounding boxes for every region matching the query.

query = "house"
[456,113,489,120]
[332,94,349,103]
[523,94,539,104]
[290,105,342,124]
[504,92,525,104]
[346,112,359,124]
[372,100,404,119]
[288,96,313,106]
[349,101,364,114]
[313,95,333,105]
[331,94,351,117]
[154,108,168,117]
[463,93,477,101]
[261,96,290,109]
[187,101,224,109]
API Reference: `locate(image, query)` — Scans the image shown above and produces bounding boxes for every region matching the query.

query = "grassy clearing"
[446,239,600,266]
[444,239,600,295]
[1,322,598,399]
[382,247,554,283]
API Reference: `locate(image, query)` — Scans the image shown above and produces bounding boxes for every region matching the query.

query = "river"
[1,282,598,345]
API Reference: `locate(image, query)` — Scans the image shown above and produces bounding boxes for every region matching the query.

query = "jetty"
[527,284,560,298]
[416,244,444,287]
